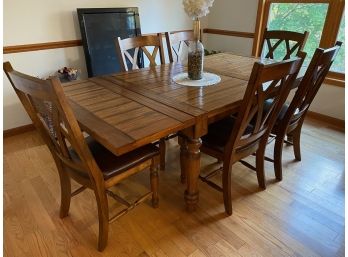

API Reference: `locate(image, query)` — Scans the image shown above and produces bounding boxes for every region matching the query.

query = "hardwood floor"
[4,118,344,257]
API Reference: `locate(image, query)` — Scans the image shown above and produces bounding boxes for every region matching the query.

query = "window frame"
[252,0,345,87]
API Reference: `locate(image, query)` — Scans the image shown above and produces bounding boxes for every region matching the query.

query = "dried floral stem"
[183,0,214,19]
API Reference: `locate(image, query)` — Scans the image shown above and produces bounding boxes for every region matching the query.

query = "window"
[267,3,328,66]
[253,0,345,87]
[331,12,345,72]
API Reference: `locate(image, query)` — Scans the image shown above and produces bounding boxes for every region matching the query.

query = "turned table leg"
[183,137,202,212]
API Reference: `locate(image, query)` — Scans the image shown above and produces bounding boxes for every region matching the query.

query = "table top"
[204,52,307,80]
[63,53,276,156]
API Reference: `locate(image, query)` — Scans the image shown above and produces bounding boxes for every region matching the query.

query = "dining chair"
[3,62,160,251]
[165,31,195,63]
[260,27,309,60]
[198,56,304,215]
[114,34,167,170]
[114,34,165,72]
[268,41,342,181]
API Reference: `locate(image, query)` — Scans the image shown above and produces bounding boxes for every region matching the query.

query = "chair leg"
[222,164,233,215]
[94,189,109,251]
[292,126,302,161]
[256,146,266,189]
[56,160,71,218]
[150,158,159,208]
[178,136,188,184]
[159,138,166,171]
[274,135,285,181]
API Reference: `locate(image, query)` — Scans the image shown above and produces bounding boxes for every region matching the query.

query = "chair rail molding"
[3,40,83,54]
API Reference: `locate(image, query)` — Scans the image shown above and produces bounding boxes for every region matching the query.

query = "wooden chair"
[165,31,195,63]
[163,30,197,172]
[114,34,167,170]
[260,28,309,60]
[198,56,304,215]
[3,62,160,251]
[114,34,165,72]
[269,42,342,180]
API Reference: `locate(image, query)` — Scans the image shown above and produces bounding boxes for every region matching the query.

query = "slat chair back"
[115,34,165,72]
[283,41,342,132]
[4,62,160,251]
[225,56,304,163]
[165,31,195,63]
[267,42,342,181]
[3,62,103,186]
[199,55,305,215]
[261,28,309,60]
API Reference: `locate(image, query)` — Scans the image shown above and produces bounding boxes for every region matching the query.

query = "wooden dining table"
[63,53,277,211]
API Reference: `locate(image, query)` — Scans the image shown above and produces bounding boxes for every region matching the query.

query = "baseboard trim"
[306,111,345,132]
[3,124,35,138]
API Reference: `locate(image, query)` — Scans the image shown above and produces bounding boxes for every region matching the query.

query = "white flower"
[183,0,214,19]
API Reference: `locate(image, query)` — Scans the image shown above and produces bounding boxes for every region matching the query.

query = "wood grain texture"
[270,43,342,181]
[63,53,304,211]
[61,55,254,212]
[204,53,261,80]
[200,56,304,214]
[63,78,195,156]
[107,62,248,119]
[4,118,344,257]
[3,61,161,251]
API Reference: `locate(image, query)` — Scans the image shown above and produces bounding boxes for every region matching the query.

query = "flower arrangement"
[182,0,215,80]
[58,67,78,81]
[182,0,214,19]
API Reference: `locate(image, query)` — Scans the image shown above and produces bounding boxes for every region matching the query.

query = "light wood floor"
[4,118,344,257]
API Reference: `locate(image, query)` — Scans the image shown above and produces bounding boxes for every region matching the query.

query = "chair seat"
[202,116,254,153]
[263,99,289,122]
[69,137,159,180]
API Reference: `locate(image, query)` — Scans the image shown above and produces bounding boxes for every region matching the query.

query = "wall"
[204,0,257,55]
[3,0,192,130]
[205,0,345,120]
[3,0,345,130]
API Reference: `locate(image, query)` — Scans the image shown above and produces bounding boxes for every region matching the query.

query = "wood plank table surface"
[63,53,285,211]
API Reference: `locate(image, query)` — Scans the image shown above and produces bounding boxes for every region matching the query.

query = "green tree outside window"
[266,3,329,68]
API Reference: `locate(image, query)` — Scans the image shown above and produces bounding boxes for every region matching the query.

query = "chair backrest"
[225,55,304,162]
[283,41,342,130]
[165,31,195,63]
[114,34,165,72]
[260,28,309,60]
[3,62,104,186]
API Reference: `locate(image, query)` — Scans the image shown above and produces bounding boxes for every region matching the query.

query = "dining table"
[63,52,281,211]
